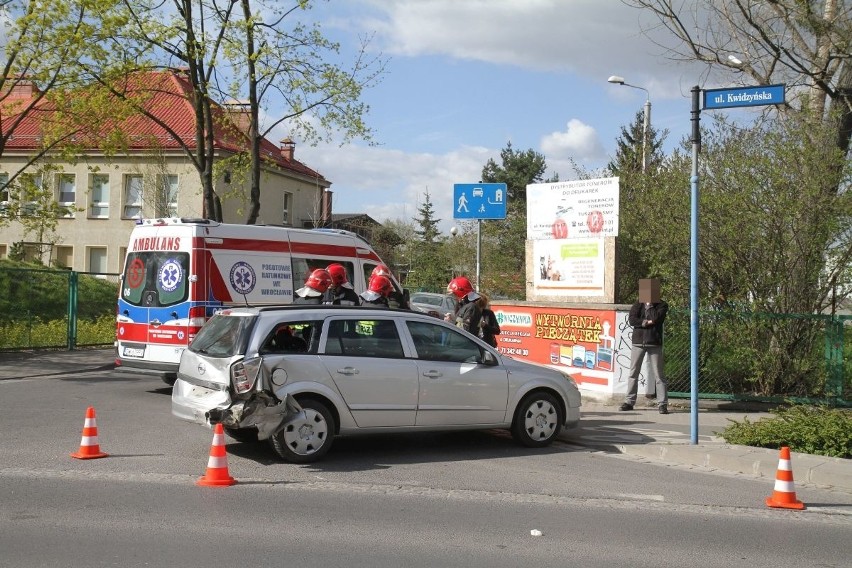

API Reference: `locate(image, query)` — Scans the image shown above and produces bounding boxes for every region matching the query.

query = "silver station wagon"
[172,305,581,463]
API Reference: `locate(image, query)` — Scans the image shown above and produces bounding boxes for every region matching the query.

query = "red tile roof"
[1,70,327,183]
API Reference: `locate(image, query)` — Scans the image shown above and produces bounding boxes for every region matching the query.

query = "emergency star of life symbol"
[230,261,256,294]
[158,259,183,292]
[127,258,145,288]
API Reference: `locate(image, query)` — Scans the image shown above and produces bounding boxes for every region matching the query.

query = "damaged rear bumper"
[206,393,302,440]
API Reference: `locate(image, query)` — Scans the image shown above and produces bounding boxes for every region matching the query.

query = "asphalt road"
[0,362,850,567]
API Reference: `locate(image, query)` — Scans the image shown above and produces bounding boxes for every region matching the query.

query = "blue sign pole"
[688,83,784,444]
[690,86,701,445]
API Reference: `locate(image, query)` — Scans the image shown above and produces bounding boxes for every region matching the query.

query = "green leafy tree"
[479,142,557,299]
[225,1,386,224]
[407,190,451,291]
[606,111,669,302]
[627,0,852,175]
[631,114,851,395]
[0,0,133,229]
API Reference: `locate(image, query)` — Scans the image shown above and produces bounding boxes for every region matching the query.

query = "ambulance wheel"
[270,399,335,463]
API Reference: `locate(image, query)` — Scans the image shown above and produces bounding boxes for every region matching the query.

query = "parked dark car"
[409,292,458,319]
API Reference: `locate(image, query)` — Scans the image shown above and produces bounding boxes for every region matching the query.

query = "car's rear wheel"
[269,399,335,463]
[511,392,563,447]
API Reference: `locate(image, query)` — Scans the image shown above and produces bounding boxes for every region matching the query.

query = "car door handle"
[337,367,359,375]
[422,370,443,378]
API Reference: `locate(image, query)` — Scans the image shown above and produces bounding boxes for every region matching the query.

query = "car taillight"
[231,357,262,394]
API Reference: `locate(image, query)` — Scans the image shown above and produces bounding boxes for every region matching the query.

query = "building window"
[118,246,127,273]
[283,192,292,225]
[58,173,76,218]
[54,245,73,269]
[87,247,107,273]
[123,174,143,219]
[89,174,110,218]
[159,174,178,217]
[18,173,42,216]
[0,173,8,217]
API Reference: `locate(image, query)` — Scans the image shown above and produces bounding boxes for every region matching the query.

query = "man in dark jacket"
[620,278,670,414]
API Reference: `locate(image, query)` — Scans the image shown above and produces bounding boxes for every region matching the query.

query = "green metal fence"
[0,268,118,350]
[664,308,850,406]
[0,267,848,406]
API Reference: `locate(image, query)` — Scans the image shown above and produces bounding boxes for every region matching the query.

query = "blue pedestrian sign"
[703,84,785,110]
[453,183,507,220]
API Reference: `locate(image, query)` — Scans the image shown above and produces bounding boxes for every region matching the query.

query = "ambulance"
[115,218,404,383]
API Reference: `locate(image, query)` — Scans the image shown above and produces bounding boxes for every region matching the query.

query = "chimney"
[280,138,295,161]
[222,99,251,135]
[321,189,333,227]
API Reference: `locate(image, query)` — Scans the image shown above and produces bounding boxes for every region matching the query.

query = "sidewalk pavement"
[2,348,850,493]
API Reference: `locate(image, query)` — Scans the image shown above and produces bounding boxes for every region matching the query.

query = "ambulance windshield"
[121,251,190,307]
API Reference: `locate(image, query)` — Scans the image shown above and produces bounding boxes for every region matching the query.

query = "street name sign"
[453,183,507,220]
[703,84,785,110]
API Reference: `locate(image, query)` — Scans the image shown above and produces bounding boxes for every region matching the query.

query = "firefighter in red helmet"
[294,268,332,305]
[360,274,393,307]
[370,264,408,309]
[446,276,482,334]
[323,263,360,306]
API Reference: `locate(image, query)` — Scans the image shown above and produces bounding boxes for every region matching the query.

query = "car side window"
[324,318,404,359]
[261,321,314,354]
[406,320,482,363]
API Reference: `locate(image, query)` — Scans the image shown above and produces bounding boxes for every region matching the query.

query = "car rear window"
[188,313,255,357]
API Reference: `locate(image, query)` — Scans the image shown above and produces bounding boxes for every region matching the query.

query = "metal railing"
[0,267,118,350]
[663,308,850,406]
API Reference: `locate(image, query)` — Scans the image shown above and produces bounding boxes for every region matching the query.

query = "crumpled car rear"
[172,346,294,439]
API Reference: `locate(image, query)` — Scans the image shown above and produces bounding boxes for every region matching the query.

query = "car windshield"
[189,313,255,357]
[411,294,443,307]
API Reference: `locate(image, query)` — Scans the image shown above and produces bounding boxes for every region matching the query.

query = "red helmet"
[447,276,473,299]
[371,264,392,278]
[305,268,332,293]
[326,263,348,286]
[368,274,393,297]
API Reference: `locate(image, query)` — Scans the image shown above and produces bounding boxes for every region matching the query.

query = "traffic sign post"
[452,183,507,291]
[453,183,507,220]
[688,83,785,445]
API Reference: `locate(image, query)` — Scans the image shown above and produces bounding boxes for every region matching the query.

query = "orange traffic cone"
[765,446,805,510]
[71,406,109,460]
[197,423,236,487]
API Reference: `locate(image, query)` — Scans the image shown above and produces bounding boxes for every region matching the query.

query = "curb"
[616,442,852,492]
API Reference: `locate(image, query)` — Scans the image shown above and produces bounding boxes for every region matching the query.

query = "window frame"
[123,174,144,219]
[89,174,110,219]
[57,173,76,218]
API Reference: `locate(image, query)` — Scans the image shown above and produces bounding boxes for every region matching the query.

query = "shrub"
[719,405,852,459]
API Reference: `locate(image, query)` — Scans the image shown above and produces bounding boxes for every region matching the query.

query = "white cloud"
[357,0,698,100]
[540,119,606,164]
[297,143,496,233]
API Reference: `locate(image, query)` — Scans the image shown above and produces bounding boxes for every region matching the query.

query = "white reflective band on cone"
[773,480,796,493]
[207,456,228,469]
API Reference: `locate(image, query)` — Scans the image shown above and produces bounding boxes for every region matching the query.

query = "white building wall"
[0,152,326,272]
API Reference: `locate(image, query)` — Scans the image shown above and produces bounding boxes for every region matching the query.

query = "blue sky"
[274,0,724,233]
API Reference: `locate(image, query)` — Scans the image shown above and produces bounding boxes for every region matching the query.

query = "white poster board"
[527,178,620,240]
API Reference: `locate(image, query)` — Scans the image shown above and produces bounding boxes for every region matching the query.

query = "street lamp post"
[608,75,651,172]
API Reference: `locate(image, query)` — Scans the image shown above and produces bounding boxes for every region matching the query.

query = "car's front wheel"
[270,399,335,463]
[511,392,563,447]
